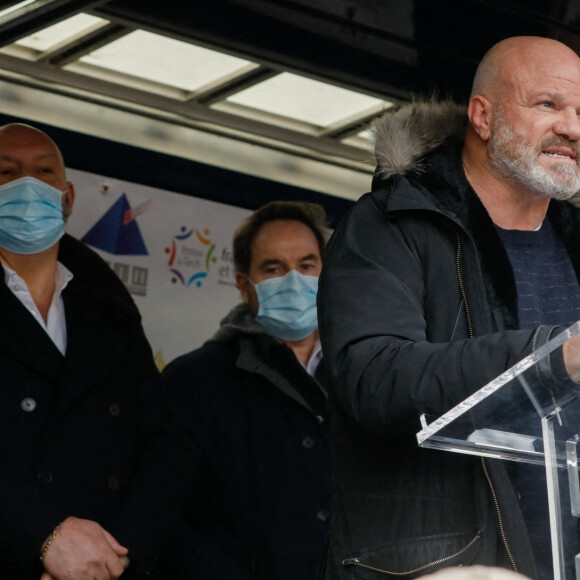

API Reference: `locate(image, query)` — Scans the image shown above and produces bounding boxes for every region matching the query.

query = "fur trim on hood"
[373,100,467,179]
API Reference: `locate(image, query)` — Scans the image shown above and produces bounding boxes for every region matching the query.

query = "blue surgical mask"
[253,269,319,341]
[0,177,66,254]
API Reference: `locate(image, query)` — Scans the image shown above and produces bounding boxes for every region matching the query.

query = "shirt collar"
[3,261,73,293]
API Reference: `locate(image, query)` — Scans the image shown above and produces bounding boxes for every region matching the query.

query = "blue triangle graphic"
[81,193,148,256]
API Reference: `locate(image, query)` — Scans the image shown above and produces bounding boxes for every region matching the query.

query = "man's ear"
[63,181,75,219]
[235,271,251,303]
[468,95,493,142]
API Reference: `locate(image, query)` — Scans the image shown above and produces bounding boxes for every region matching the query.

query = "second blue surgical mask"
[254,269,319,341]
[0,176,66,254]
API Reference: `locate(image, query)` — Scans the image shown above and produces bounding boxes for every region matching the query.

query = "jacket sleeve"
[159,353,258,579]
[318,192,555,433]
[0,479,74,577]
[103,331,196,579]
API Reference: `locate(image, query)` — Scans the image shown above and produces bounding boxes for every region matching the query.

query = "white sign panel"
[64,168,250,368]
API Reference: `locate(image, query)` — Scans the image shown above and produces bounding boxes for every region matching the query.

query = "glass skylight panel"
[0,0,36,20]
[225,73,385,127]
[78,30,255,92]
[14,13,105,52]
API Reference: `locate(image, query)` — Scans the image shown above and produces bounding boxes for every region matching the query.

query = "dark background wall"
[0,113,355,227]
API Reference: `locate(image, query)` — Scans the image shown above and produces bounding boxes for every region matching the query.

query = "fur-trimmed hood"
[372,100,467,180]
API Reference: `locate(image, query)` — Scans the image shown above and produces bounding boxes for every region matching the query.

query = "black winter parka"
[318,102,580,579]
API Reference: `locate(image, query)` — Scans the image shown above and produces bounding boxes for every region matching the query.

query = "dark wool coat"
[161,304,331,580]
[0,234,191,580]
[318,102,580,579]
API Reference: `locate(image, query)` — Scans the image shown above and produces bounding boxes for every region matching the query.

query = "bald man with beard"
[0,123,190,580]
[318,36,580,580]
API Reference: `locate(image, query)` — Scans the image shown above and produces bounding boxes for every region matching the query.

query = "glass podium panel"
[416,322,580,580]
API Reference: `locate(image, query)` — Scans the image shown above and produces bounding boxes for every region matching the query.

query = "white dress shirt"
[3,261,73,355]
[302,338,323,377]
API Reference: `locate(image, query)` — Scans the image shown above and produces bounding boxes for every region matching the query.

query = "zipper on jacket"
[480,457,518,573]
[455,232,518,574]
[455,234,473,338]
[341,532,481,576]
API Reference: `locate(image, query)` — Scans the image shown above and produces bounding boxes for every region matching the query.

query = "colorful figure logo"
[165,226,218,288]
[82,194,150,255]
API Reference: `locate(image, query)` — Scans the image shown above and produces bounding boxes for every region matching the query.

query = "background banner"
[65,167,250,369]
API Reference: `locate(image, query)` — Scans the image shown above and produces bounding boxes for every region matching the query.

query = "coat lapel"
[237,334,327,417]
[56,279,129,411]
[0,283,64,380]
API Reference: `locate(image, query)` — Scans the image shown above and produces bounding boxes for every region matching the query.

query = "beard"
[488,117,580,201]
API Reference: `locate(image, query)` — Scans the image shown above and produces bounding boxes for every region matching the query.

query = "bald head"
[463,35,580,207]
[0,122,64,164]
[0,123,74,217]
[0,123,67,186]
[471,36,580,102]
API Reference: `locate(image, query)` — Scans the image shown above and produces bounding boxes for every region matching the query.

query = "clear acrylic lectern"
[417,322,580,580]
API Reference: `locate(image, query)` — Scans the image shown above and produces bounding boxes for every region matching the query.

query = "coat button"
[108,476,120,491]
[108,403,121,417]
[316,509,330,522]
[37,471,52,485]
[21,397,36,412]
[302,436,316,449]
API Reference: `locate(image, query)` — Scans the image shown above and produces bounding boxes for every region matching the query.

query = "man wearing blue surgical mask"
[237,215,322,361]
[0,124,75,325]
[162,201,331,580]
[0,123,190,580]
